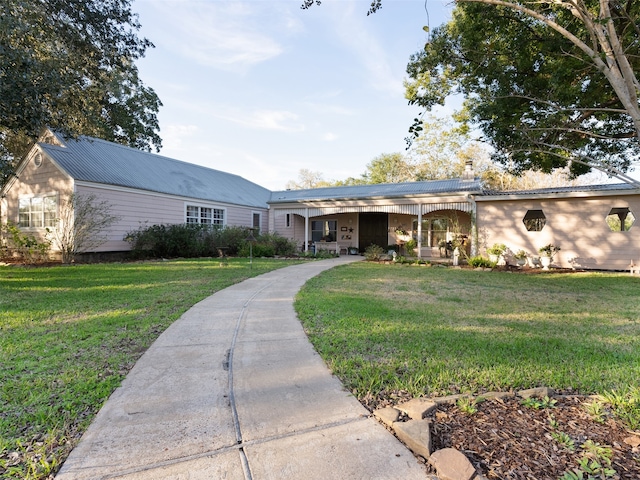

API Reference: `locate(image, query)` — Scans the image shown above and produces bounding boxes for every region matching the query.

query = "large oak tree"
[304,0,640,183]
[1,0,162,185]
[405,0,639,183]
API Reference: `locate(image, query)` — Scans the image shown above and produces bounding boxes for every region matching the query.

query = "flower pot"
[540,256,552,270]
[516,258,526,267]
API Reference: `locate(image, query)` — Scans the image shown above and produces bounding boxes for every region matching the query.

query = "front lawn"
[0,258,301,479]
[296,263,640,400]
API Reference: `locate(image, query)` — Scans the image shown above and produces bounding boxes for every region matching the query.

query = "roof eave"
[269,189,483,205]
[473,188,640,202]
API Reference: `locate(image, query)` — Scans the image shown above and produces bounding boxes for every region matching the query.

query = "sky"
[133,0,454,191]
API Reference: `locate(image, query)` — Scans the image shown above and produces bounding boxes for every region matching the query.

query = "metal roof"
[269,178,483,204]
[38,134,271,208]
[482,183,639,197]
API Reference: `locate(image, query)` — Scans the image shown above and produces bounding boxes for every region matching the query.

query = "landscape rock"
[372,406,400,427]
[396,398,437,420]
[393,419,432,459]
[518,386,555,399]
[429,448,477,480]
[478,391,514,401]
[624,435,640,447]
[433,394,465,405]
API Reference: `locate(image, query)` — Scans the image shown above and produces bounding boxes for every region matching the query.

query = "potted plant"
[486,243,507,263]
[513,249,528,267]
[538,244,560,270]
[404,238,417,255]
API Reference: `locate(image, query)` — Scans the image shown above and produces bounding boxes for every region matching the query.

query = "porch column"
[468,195,478,256]
[417,209,422,259]
[304,208,309,252]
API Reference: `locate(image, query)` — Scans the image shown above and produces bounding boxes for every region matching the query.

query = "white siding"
[75,184,268,252]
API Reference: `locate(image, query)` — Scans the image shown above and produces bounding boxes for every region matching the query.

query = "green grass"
[295,263,640,399]
[0,258,302,479]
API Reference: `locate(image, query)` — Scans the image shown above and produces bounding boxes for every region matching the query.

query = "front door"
[358,213,388,251]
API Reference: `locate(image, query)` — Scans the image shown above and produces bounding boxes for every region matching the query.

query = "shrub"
[239,242,276,258]
[467,255,496,268]
[125,224,298,259]
[257,232,299,256]
[125,223,222,258]
[1,221,52,263]
[486,243,507,256]
[405,238,417,252]
[218,226,253,255]
[364,244,385,261]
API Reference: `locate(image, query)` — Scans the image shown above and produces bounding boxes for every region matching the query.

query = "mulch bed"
[362,392,640,479]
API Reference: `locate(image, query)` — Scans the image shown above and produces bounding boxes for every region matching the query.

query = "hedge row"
[124,224,299,259]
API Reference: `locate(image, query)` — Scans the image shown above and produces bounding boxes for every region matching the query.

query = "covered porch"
[269,202,476,258]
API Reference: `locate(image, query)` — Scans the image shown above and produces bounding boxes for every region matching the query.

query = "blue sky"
[134,0,454,190]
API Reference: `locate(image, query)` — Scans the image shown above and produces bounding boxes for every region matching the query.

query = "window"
[18,195,57,228]
[286,213,291,228]
[606,207,635,231]
[252,212,261,233]
[311,220,337,242]
[186,205,224,225]
[523,210,546,231]
[412,218,449,247]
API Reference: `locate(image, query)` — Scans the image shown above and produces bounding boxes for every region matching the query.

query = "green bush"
[217,226,253,255]
[467,255,496,268]
[125,223,218,258]
[364,244,385,261]
[257,232,299,256]
[125,224,298,259]
[238,242,276,257]
[1,221,52,263]
[405,238,417,252]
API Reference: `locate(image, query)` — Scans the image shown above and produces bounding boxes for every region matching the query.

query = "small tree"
[51,193,120,263]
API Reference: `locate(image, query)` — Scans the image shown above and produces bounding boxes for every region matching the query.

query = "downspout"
[268,205,275,232]
[417,208,422,259]
[304,207,309,252]
[467,195,478,257]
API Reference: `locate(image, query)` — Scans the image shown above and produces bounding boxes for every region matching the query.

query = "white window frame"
[311,219,337,242]
[18,193,58,228]
[184,203,226,226]
[251,211,262,233]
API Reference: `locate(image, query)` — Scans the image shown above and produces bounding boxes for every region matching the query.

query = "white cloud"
[140,1,291,72]
[323,132,339,141]
[161,124,199,151]
[217,109,305,132]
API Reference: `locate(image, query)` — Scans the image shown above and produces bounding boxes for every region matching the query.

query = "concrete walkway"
[56,257,427,480]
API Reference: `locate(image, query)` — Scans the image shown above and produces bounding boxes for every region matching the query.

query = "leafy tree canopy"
[404,0,640,181]
[303,0,640,182]
[1,0,162,185]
